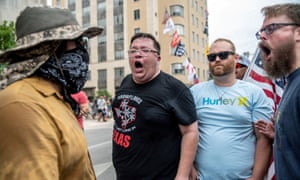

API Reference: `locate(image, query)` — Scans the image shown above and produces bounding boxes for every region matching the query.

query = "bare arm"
[79,102,90,116]
[175,121,199,180]
[247,125,272,180]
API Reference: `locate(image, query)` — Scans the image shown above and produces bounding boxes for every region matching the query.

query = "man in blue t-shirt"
[190,38,273,180]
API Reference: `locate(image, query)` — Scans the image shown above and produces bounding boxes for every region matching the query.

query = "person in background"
[96,95,107,122]
[190,38,273,180]
[255,3,300,179]
[0,6,103,179]
[71,90,90,130]
[235,55,250,80]
[112,32,198,179]
[91,97,98,120]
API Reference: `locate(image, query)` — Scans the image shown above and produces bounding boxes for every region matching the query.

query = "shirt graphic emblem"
[114,98,136,129]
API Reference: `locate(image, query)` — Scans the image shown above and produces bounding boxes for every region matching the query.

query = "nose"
[257,31,268,40]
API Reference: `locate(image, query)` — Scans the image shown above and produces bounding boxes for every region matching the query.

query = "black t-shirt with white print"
[112,71,197,180]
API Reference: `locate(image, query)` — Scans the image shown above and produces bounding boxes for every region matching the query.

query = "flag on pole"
[162,9,170,24]
[174,42,185,57]
[203,9,209,35]
[243,48,285,111]
[243,48,286,180]
[163,18,175,34]
[205,43,210,56]
[171,30,181,48]
[183,58,198,83]
[193,73,199,84]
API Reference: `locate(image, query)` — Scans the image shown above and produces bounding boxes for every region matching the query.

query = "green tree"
[97,89,112,99]
[0,20,16,73]
[0,20,16,50]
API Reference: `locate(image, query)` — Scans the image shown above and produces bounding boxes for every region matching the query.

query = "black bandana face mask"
[36,45,89,115]
[38,46,89,94]
[60,47,89,93]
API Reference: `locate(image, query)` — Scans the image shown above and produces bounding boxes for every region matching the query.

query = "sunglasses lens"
[207,54,216,62]
[77,36,89,50]
[218,52,229,60]
[82,37,89,50]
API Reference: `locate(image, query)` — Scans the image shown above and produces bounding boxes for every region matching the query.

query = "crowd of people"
[0,2,299,180]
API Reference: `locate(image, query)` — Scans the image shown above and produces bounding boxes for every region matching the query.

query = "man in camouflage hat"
[0,6,103,179]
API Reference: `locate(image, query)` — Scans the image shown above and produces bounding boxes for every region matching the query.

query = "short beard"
[210,61,235,77]
[262,39,295,78]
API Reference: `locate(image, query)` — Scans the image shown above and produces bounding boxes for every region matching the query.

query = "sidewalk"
[84,117,114,129]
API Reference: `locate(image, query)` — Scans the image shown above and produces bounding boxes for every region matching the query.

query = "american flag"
[243,48,286,180]
[243,49,285,112]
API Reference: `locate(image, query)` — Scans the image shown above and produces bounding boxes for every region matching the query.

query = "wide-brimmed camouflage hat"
[0,6,103,64]
[0,6,103,89]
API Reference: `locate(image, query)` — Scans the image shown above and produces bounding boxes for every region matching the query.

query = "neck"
[213,73,237,87]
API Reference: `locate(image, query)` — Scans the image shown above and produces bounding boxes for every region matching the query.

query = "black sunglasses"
[207,51,235,62]
[76,36,89,50]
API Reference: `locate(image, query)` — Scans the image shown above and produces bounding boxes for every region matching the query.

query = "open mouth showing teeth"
[135,61,143,68]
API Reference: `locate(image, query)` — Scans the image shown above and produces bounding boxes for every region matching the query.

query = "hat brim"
[0,25,103,64]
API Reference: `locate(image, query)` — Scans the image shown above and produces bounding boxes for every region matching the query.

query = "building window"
[68,0,75,10]
[97,1,106,19]
[134,28,140,34]
[192,31,195,43]
[171,63,185,75]
[87,70,91,80]
[98,69,107,89]
[170,5,184,17]
[114,0,124,60]
[192,14,194,25]
[98,43,107,62]
[114,0,123,6]
[193,49,196,60]
[114,67,124,88]
[82,6,90,28]
[134,9,140,20]
[82,0,90,7]
[174,24,184,35]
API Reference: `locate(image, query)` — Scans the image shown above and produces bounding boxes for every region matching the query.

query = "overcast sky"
[207,0,299,58]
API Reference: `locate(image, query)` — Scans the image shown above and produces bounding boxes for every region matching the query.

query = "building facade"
[52,0,209,98]
[0,0,47,23]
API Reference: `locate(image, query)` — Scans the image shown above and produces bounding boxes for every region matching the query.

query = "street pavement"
[84,117,115,180]
[84,117,114,129]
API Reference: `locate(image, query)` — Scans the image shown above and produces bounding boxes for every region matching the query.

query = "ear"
[157,55,161,62]
[234,54,239,64]
[296,26,300,42]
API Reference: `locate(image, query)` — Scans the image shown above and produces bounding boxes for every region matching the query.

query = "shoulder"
[159,71,186,88]
[0,77,41,106]
[190,80,211,92]
[236,80,264,91]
